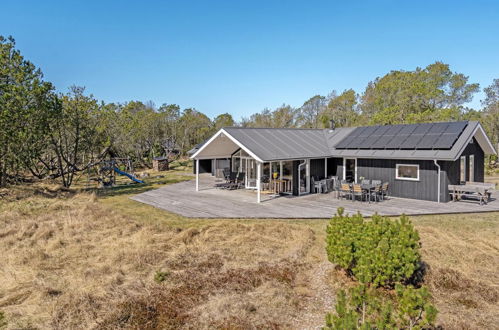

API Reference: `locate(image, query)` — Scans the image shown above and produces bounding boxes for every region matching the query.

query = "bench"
[448,183,495,205]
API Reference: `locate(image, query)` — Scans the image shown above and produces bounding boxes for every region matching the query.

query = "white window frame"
[395,164,420,181]
[460,156,466,182]
[469,155,474,182]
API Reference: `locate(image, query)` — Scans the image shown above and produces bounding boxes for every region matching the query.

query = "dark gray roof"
[193,121,494,162]
[223,127,331,161]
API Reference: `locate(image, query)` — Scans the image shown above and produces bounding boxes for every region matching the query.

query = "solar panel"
[417,134,441,149]
[413,123,432,134]
[400,135,424,149]
[444,122,467,134]
[433,133,459,149]
[385,135,409,149]
[370,125,391,136]
[371,135,393,148]
[333,121,468,150]
[358,126,378,137]
[385,125,403,136]
[428,123,448,134]
[335,135,356,148]
[349,137,368,148]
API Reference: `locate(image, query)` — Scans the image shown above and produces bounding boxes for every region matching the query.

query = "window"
[460,156,466,182]
[469,155,474,182]
[396,164,419,181]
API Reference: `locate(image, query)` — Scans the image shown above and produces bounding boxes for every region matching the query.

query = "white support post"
[324,158,328,178]
[196,159,199,191]
[257,161,261,203]
[279,161,283,179]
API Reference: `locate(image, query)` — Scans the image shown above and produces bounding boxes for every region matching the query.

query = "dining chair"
[339,183,351,200]
[352,184,366,202]
[381,182,389,200]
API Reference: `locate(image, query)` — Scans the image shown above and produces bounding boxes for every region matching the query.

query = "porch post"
[324,158,327,178]
[257,161,261,203]
[196,159,199,191]
[279,161,283,179]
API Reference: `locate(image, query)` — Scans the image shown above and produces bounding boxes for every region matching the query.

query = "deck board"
[130,174,499,218]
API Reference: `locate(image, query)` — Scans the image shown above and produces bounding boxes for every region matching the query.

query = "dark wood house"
[191,121,496,203]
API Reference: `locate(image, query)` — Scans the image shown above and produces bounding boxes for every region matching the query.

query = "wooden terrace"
[131,174,499,218]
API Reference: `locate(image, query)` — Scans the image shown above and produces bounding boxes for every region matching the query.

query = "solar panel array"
[335,122,468,150]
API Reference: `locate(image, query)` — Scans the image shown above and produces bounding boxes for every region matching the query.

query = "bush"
[0,311,7,329]
[326,208,421,287]
[324,284,437,329]
[154,270,170,283]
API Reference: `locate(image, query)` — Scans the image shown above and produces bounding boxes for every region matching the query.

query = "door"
[298,159,310,195]
[344,158,356,183]
[246,158,257,189]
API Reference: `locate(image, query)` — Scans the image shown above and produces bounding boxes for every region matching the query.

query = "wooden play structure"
[88,158,144,188]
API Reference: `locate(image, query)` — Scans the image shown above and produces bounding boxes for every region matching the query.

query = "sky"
[2,0,499,120]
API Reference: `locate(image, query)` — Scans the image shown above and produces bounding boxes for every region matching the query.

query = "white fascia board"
[190,128,264,163]
[452,123,497,161]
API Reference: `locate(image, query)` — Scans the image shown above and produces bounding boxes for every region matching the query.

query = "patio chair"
[325,178,334,193]
[352,184,367,202]
[381,182,389,200]
[361,179,371,185]
[369,184,383,203]
[339,183,351,200]
[228,172,245,190]
[371,180,382,185]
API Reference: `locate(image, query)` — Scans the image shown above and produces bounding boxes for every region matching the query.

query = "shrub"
[154,270,170,283]
[324,284,437,329]
[0,311,7,329]
[326,208,421,287]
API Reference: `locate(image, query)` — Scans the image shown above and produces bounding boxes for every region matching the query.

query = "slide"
[113,167,145,184]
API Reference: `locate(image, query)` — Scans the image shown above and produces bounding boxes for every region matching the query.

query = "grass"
[0,164,498,329]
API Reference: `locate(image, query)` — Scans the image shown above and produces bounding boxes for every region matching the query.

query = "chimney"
[329,119,335,131]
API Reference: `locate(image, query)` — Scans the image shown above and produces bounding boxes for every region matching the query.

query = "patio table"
[360,183,378,203]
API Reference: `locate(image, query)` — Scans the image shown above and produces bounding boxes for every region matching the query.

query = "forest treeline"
[1,35,498,187]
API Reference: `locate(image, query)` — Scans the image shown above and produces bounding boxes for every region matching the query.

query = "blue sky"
[2,0,498,120]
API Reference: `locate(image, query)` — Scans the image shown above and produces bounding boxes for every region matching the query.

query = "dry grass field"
[0,167,498,329]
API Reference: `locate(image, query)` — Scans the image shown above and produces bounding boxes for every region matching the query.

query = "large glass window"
[460,156,466,182]
[396,164,419,181]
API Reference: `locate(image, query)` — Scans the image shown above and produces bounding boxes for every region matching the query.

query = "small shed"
[153,156,169,171]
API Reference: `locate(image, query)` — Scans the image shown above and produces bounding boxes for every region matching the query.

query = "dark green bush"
[0,311,7,329]
[324,284,437,329]
[326,208,421,287]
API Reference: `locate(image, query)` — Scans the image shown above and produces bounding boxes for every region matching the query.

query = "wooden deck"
[131,174,499,218]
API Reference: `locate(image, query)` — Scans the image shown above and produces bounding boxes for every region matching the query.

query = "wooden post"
[257,161,261,203]
[324,158,327,178]
[196,159,199,191]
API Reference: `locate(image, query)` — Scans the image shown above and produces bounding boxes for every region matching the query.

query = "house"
[190,120,497,203]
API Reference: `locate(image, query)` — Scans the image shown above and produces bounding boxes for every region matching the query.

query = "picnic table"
[448,183,495,205]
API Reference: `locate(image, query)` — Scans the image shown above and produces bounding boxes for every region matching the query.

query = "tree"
[322,89,359,127]
[298,95,327,128]
[0,36,59,186]
[213,113,235,131]
[360,62,479,125]
[482,79,499,152]
[49,86,107,187]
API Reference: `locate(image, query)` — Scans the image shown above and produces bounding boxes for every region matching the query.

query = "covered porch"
[191,129,335,202]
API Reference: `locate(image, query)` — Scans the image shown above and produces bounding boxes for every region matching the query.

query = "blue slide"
[113,167,145,184]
